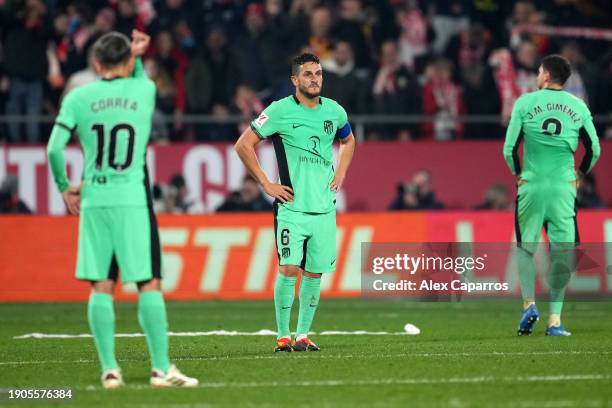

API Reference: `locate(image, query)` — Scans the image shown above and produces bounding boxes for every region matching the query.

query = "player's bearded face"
[295,63,323,98]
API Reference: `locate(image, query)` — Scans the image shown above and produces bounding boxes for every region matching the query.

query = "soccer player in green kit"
[47,30,197,388]
[235,53,356,352]
[503,55,600,337]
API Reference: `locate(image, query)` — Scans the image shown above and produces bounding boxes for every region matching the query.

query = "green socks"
[517,248,536,303]
[138,291,170,372]
[296,276,321,337]
[274,274,297,339]
[88,292,119,372]
[547,245,574,317]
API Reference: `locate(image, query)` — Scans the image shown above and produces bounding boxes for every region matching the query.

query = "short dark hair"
[291,53,320,76]
[93,32,131,69]
[541,54,571,86]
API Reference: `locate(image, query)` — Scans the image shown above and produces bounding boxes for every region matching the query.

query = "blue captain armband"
[336,123,352,139]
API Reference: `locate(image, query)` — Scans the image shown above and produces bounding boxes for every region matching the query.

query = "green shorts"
[515,180,578,249]
[76,206,161,283]
[274,204,336,273]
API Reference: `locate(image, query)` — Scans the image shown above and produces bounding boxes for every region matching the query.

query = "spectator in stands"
[560,41,596,105]
[2,0,50,143]
[264,0,302,89]
[211,24,243,101]
[422,58,465,140]
[388,170,445,210]
[430,0,469,55]
[148,30,189,134]
[306,6,335,64]
[115,0,141,36]
[322,41,365,114]
[201,0,243,35]
[217,175,272,212]
[232,84,264,134]
[333,0,371,70]
[475,183,511,210]
[150,0,197,47]
[445,23,492,75]
[144,57,176,142]
[513,40,539,95]
[461,63,501,139]
[372,40,421,140]
[0,175,31,214]
[412,170,445,210]
[396,0,434,73]
[577,173,605,209]
[161,174,199,213]
[509,1,550,55]
[234,2,297,95]
[62,48,98,98]
[388,182,419,211]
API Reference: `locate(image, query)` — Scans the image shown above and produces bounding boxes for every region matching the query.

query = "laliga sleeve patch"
[255,113,269,128]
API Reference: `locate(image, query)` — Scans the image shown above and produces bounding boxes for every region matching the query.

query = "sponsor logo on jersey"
[309,136,320,155]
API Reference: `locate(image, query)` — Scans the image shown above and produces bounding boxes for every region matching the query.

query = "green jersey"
[47,58,155,208]
[250,95,350,213]
[503,89,600,182]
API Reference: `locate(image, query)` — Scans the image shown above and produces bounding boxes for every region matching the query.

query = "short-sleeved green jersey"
[503,89,601,182]
[47,58,155,208]
[250,95,349,214]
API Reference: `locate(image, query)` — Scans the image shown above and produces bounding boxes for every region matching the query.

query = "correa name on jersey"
[91,98,139,113]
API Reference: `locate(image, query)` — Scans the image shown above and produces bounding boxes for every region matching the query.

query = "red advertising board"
[1,212,610,302]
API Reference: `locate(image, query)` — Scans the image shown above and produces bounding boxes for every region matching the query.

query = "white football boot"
[150,364,199,388]
[101,368,124,390]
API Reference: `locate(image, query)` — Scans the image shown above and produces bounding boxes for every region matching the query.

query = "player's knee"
[137,278,161,292]
[91,279,115,294]
[303,271,322,279]
[279,265,301,277]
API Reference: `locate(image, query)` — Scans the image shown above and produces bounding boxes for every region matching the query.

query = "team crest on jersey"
[255,113,269,128]
[323,120,334,135]
[282,248,291,259]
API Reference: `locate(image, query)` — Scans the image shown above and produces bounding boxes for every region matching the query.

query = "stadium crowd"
[1,0,612,144]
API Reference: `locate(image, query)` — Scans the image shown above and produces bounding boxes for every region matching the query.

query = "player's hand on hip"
[131,30,150,56]
[62,185,81,215]
[263,182,293,203]
[330,173,345,192]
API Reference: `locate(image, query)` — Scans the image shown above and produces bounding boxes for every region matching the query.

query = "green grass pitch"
[1,299,611,407]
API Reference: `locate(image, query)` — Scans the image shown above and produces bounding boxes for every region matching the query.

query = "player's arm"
[331,128,355,192]
[502,98,524,179]
[129,30,150,79]
[331,107,356,191]
[577,110,601,176]
[47,96,80,215]
[234,127,294,203]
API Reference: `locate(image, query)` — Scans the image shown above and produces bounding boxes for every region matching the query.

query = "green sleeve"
[503,97,524,176]
[47,92,77,193]
[130,57,147,79]
[578,107,601,174]
[250,102,280,139]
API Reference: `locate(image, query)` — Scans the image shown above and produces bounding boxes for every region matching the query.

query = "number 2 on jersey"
[92,123,135,171]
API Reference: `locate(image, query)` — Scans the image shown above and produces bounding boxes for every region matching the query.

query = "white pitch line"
[12,330,409,339]
[2,350,611,366]
[71,374,609,391]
